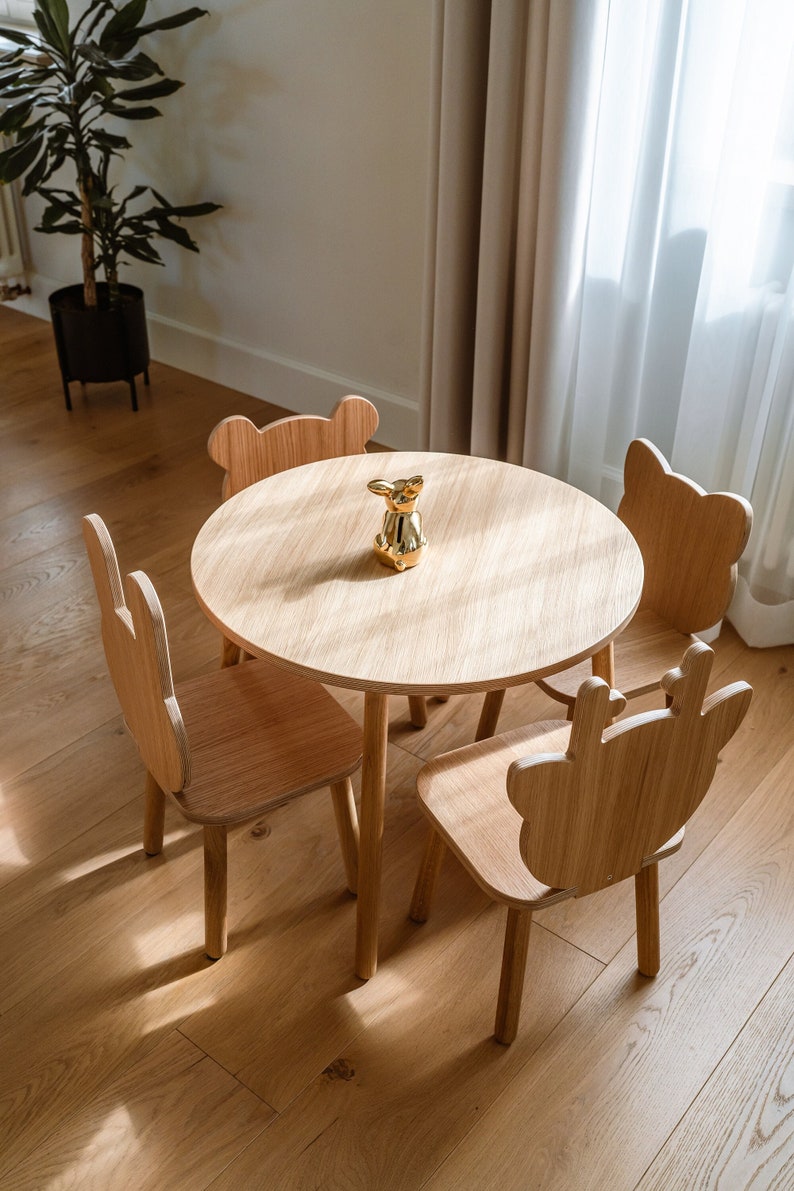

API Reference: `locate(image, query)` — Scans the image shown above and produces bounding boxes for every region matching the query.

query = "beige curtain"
[419,0,609,471]
[420,0,794,645]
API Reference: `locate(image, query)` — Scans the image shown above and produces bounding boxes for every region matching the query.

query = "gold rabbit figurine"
[367,475,427,571]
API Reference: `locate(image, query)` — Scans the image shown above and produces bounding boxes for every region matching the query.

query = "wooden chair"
[411,642,751,1044]
[83,513,363,959]
[477,438,753,738]
[207,392,432,728]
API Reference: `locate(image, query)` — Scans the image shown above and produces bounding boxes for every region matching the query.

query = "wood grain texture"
[533,635,793,963]
[415,644,749,1042]
[423,743,794,1190]
[638,955,794,1189]
[536,437,753,711]
[203,908,604,1190]
[191,451,644,694]
[207,393,379,499]
[1,304,791,1190]
[192,449,643,978]
[620,438,752,634]
[192,450,643,978]
[1,1031,273,1191]
[81,513,363,958]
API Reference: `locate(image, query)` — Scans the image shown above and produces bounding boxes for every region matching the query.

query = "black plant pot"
[49,282,151,412]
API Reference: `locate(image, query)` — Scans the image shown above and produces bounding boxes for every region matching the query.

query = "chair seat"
[418,717,687,909]
[537,609,697,706]
[417,720,573,909]
[172,659,362,825]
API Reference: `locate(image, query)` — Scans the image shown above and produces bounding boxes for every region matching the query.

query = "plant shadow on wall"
[0,0,221,411]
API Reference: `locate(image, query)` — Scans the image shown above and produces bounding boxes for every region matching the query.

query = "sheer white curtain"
[421,0,794,646]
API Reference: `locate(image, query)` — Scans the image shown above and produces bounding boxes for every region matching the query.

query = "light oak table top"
[191,451,644,977]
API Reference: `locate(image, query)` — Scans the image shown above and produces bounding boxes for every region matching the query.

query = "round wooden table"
[191,451,644,977]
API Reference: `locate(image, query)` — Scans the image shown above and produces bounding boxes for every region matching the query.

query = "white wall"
[14,0,434,446]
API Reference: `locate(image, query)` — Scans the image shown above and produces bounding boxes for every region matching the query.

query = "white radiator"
[0,180,24,279]
[1,15,36,286]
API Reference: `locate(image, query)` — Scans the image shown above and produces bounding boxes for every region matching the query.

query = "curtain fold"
[420,0,794,646]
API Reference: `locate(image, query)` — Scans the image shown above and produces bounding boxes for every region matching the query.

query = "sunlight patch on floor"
[41,1104,137,1189]
[130,911,221,1025]
[60,829,187,883]
[0,786,29,868]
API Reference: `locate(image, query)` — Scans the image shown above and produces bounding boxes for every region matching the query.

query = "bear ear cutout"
[207,416,260,469]
[623,438,670,491]
[330,395,379,444]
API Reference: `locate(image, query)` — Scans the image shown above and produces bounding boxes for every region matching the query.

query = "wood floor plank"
[0,720,143,887]
[421,744,794,1191]
[531,635,794,963]
[203,909,603,1190]
[0,1031,273,1191]
[181,822,487,1112]
[637,955,794,1190]
[0,779,373,1174]
[1,305,791,1190]
[178,747,454,1111]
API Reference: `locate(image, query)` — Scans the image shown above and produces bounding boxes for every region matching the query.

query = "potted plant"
[0,0,220,410]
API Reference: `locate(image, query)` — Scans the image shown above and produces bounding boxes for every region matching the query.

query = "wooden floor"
[1,302,793,1190]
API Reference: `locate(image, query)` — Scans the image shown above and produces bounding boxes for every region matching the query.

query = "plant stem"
[79,175,97,308]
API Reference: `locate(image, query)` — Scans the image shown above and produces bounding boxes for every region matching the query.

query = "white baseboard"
[10,275,421,450]
[146,310,421,450]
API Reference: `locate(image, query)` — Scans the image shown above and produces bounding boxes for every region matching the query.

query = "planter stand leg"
[128,376,138,412]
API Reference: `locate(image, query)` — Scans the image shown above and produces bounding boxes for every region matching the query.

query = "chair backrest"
[207,394,380,500]
[82,514,190,794]
[507,642,751,895]
[617,438,752,633]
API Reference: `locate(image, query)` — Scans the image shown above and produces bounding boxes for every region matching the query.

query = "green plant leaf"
[0,98,33,134]
[20,147,55,194]
[98,0,147,50]
[0,132,42,182]
[12,114,47,144]
[91,130,132,152]
[106,104,162,120]
[77,45,161,81]
[152,218,198,251]
[0,68,28,91]
[92,75,115,100]
[115,77,183,101]
[25,143,64,192]
[0,26,36,47]
[10,0,218,289]
[129,8,208,37]
[40,194,78,225]
[122,237,164,264]
[33,1,69,56]
[44,0,71,51]
[147,198,221,218]
[35,219,84,235]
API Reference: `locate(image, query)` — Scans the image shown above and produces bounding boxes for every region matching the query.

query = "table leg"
[590,641,615,686]
[355,690,390,979]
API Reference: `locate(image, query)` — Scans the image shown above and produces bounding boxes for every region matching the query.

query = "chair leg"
[635,863,660,977]
[330,778,360,895]
[221,634,241,668]
[476,689,506,741]
[204,825,228,959]
[143,771,165,856]
[408,695,428,728]
[494,907,533,1045]
[409,828,447,922]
